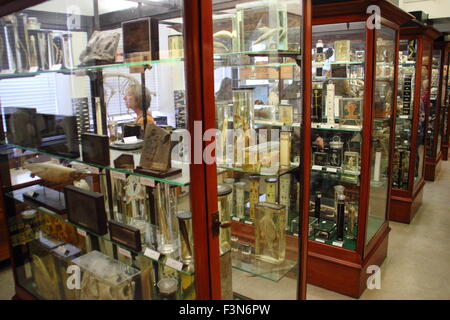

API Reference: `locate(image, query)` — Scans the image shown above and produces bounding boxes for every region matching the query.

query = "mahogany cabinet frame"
[389,23,441,223]
[440,42,450,161]
[422,33,444,181]
[310,0,413,298]
[0,0,312,300]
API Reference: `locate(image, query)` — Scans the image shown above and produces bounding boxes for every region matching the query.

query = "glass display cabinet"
[440,42,450,161]
[0,0,312,300]
[308,0,412,298]
[210,0,311,300]
[423,35,445,181]
[389,22,440,223]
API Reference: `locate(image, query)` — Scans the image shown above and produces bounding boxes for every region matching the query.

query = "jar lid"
[157,278,178,294]
[217,184,232,196]
[338,194,346,201]
[265,177,278,183]
[234,181,246,188]
[175,211,192,220]
[224,178,235,184]
[334,185,345,192]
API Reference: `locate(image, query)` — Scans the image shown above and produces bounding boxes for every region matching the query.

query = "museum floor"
[0,160,449,300]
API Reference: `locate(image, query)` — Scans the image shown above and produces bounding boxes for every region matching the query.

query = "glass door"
[211,0,305,300]
[366,24,396,244]
[309,21,366,251]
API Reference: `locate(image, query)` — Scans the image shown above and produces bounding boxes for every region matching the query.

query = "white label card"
[55,246,68,255]
[326,167,338,173]
[51,64,62,71]
[166,258,183,271]
[315,238,325,243]
[332,241,344,247]
[312,165,323,171]
[118,247,131,258]
[29,66,39,73]
[77,228,87,237]
[144,247,160,261]
[86,165,100,174]
[232,217,240,222]
[111,171,126,180]
[244,221,253,225]
[140,177,155,187]
[123,136,139,143]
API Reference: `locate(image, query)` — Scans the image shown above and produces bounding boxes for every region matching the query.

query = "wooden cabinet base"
[389,182,425,224]
[307,228,390,298]
[13,285,36,300]
[424,154,443,181]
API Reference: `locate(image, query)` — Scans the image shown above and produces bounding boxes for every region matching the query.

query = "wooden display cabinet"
[309,0,412,298]
[389,22,441,223]
[0,0,312,300]
[440,42,450,161]
[423,34,445,181]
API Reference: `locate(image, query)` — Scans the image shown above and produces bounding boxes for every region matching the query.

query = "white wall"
[399,0,450,19]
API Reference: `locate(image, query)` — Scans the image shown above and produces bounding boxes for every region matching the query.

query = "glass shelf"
[311,123,362,132]
[217,164,299,177]
[232,256,297,282]
[313,61,364,66]
[311,166,360,185]
[214,50,301,59]
[255,120,300,127]
[0,58,184,79]
[1,142,190,187]
[215,62,298,69]
[6,184,194,276]
[313,77,364,81]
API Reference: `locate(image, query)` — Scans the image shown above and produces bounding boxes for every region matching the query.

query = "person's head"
[124,84,152,115]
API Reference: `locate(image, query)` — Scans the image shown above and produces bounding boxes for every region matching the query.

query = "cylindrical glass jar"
[217,184,232,255]
[280,130,291,168]
[156,183,179,255]
[157,277,178,300]
[248,175,260,221]
[223,178,235,216]
[234,181,246,219]
[176,211,194,271]
[265,177,278,203]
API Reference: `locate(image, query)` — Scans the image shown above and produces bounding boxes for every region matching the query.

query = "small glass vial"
[217,184,232,255]
[156,183,179,255]
[255,202,286,264]
[157,277,178,300]
[333,185,345,218]
[175,211,194,272]
[336,194,346,242]
[265,177,278,203]
[248,176,260,221]
[314,192,322,222]
[234,181,246,219]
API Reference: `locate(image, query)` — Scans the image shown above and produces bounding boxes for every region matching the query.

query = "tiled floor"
[0,161,449,300]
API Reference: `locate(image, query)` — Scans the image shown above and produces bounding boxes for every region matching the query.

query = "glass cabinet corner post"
[423,38,445,181]
[206,0,311,300]
[389,24,439,223]
[308,0,411,298]
[442,42,450,161]
[0,0,221,300]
